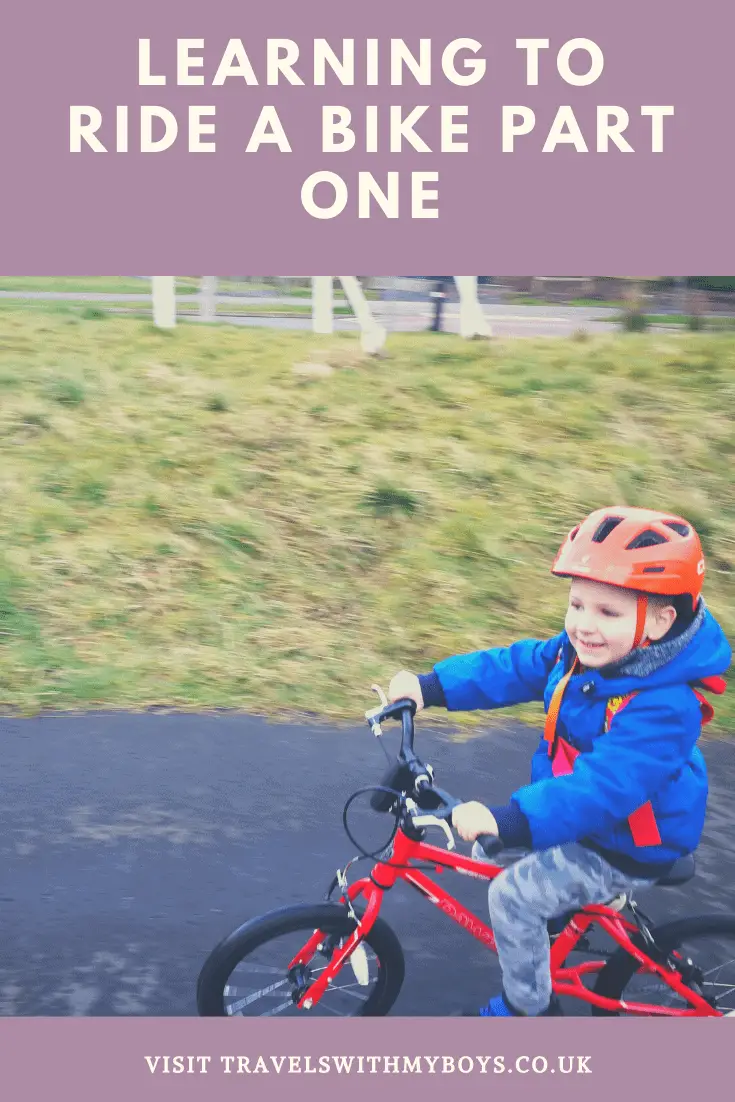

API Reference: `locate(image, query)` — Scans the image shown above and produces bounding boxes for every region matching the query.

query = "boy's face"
[565,579,675,667]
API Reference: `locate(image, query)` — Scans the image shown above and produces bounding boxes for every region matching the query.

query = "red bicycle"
[196,690,735,1018]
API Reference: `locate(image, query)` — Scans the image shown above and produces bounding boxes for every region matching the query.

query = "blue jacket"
[429,607,731,871]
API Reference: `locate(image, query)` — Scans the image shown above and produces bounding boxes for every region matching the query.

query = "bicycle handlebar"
[413,777,503,859]
[365,694,419,761]
[364,693,504,860]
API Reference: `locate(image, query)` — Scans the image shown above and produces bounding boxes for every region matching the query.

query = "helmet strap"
[633,594,648,649]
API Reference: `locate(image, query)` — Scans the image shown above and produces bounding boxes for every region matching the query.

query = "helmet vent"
[626,529,669,550]
[643,566,666,574]
[664,521,690,537]
[592,516,624,543]
[569,525,580,542]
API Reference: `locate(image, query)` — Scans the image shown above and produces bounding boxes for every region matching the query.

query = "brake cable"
[342,786,403,860]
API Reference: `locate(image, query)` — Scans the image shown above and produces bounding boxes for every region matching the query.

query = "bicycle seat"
[546,855,697,937]
[654,853,696,887]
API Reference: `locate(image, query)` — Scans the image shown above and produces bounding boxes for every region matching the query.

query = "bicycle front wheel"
[196,903,405,1017]
[592,914,735,1016]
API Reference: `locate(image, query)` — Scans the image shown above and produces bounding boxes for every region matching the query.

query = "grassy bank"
[0,277,195,295]
[0,309,733,732]
[640,315,735,330]
[0,300,356,320]
[0,277,362,300]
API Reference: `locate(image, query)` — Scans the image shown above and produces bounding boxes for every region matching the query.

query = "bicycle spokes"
[630,936,735,1013]
[221,928,381,1017]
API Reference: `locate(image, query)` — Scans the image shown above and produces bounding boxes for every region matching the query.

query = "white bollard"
[199,276,218,322]
[455,277,492,339]
[151,277,177,328]
[310,276,488,351]
[312,277,334,334]
[338,276,387,355]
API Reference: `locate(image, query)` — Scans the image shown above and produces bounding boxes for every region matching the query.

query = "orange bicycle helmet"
[552,506,705,649]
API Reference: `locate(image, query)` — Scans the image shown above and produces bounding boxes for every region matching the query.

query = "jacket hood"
[565,603,732,697]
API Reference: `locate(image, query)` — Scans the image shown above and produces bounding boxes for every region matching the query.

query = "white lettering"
[245,106,291,152]
[138,40,165,85]
[557,38,604,86]
[502,106,535,152]
[516,39,549,85]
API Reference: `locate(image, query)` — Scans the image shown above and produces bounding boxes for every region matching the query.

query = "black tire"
[592,914,735,1016]
[197,903,405,1017]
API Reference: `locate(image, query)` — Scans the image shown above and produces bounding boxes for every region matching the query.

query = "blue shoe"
[479,994,519,1017]
[469,993,564,1017]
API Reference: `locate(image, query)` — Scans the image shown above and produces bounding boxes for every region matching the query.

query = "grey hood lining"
[600,600,707,680]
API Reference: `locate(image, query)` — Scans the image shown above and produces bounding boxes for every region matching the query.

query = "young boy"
[388,506,732,1017]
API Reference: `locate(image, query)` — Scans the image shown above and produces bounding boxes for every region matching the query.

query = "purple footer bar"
[2,1018,732,1099]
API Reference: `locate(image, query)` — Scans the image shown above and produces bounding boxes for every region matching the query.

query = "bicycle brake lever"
[371,684,389,707]
[410,812,456,850]
[364,684,389,736]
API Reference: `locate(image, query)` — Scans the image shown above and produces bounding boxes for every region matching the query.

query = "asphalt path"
[1,712,734,1016]
[0,290,621,336]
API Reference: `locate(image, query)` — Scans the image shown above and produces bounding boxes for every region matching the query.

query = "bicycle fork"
[287,877,383,1010]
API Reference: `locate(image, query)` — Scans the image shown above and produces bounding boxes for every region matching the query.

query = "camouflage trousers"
[478,842,655,1015]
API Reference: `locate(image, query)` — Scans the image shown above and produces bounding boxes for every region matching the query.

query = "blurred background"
[1,273,733,728]
[3,274,735,334]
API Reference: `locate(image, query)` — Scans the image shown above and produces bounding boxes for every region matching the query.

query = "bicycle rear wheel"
[196,902,405,1017]
[592,915,735,1016]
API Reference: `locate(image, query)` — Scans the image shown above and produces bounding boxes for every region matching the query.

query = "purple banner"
[1,0,733,273]
[2,1018,735,1098]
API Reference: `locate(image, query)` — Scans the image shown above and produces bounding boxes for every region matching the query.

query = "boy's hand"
[452,801,499,843]
[388,671,425,711]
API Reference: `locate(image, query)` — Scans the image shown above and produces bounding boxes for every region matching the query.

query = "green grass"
[506,295,625,308]
[569,298,623,308]
[601,312,735,331]
[645,315,735,329]
[0,308,733,734]
[212,304,355,317]
[0,277,194,295]
[0,276,370,301]
[0,300,356,320]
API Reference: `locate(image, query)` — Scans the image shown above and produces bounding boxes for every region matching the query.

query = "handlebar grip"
[400,701,417,757]
[476,832,504,859]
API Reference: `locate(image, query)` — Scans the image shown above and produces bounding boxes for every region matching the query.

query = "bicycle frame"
[289,824,722,1017]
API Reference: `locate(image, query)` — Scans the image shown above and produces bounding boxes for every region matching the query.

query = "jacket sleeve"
[512,688,703,850]
[432,632,566,712]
